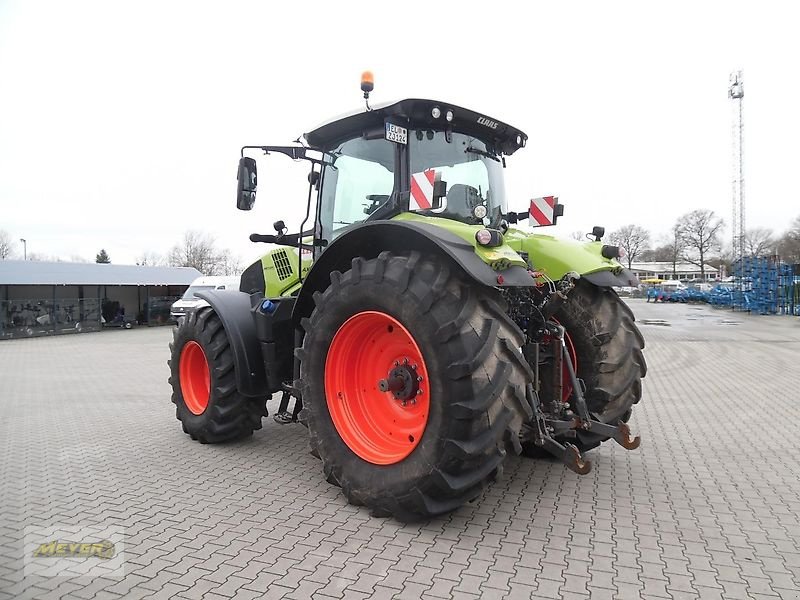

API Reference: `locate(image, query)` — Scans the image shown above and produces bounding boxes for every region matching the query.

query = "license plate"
[385,123,407,145]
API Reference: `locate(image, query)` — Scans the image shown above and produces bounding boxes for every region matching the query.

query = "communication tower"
[729,71,745,265]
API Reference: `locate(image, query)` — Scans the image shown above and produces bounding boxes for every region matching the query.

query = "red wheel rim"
[324,311,430,465]
[180,340,210,415]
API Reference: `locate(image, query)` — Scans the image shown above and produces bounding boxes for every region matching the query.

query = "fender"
[507,231,639,287]
[582,268,640,288]
[195,290,268,397]
[293,221,536,323]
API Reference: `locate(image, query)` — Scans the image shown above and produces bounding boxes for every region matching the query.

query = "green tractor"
[168,75,646,521]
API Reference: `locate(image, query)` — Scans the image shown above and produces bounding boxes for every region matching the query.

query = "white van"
[171,276,241,321]
[660,280,687,292]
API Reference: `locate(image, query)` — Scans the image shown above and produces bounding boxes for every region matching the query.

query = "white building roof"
[629,261,719,274]
[0,260,202,286]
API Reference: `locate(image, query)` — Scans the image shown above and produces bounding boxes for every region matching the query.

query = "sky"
[1,0,799,267]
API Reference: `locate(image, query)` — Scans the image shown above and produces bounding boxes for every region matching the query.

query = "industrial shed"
[0,261,201,339]
[629,261,720,282]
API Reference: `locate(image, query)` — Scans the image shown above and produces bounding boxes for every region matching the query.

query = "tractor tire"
[298,251,534,521]
[531,281,646,453]
[168,306,266,444]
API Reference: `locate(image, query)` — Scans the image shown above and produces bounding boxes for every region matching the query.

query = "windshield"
[181,285,215,300]
[409,131,507,226]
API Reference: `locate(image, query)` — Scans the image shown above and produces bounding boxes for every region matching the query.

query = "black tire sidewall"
[301,264,484,498]
[303,278,461,500]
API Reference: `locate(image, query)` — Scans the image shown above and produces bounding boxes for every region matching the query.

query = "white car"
[171,276,241,321]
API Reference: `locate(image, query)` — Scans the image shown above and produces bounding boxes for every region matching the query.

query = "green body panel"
[392,213,527,271]
[259,247,312,298]
[504,228,624,281]
[393,214,623,280]
[254,217,622,297]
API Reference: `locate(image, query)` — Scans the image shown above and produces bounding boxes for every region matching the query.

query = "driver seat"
[444,183,480,217]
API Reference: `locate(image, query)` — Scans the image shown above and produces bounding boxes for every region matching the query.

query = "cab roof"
[304,98,528,155]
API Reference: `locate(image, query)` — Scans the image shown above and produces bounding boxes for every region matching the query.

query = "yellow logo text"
[32,540,115,560]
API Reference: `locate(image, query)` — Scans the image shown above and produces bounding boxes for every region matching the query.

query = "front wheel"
[168,307,266,443]
[299,252,534,521]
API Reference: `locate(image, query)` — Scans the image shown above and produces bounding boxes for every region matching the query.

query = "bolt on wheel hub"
[377,360,423,402]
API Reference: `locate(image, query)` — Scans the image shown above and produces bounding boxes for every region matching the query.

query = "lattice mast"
[729,71,745,265]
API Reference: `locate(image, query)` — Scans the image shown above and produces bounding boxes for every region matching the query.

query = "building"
[0,260,201,339]
[629,261,720,282]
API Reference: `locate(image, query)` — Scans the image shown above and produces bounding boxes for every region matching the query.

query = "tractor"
[168,74,646,521]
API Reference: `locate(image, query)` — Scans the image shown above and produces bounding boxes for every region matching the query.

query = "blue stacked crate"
[778,263,798,315]
[734,256,791,315]
[731,257,750,312]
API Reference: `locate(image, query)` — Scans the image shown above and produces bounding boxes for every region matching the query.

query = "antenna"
[729,70,745,268]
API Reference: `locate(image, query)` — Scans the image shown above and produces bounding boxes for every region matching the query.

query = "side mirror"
[236,157,257,211]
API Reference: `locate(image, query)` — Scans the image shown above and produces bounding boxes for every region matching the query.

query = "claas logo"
[32,540,115,559]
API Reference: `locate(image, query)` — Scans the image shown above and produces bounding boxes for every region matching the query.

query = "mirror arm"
[240,145,331,167]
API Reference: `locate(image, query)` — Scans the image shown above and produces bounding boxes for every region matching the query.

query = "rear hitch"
[563,443,591,475]
[552,322,641,451]
[548,439,591,475]
[526,384,593,475]
[549,417,641,451]
[605,421,640,450]
[523,320,641,473]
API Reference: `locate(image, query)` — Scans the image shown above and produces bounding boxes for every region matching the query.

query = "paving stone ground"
[1,299,800,599]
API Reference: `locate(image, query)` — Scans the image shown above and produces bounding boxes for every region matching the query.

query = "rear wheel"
[532,281,646,453]
[168,307,266,443]
[299,251,533,521]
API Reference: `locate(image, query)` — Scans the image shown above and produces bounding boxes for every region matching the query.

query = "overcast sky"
[1,1,799,266]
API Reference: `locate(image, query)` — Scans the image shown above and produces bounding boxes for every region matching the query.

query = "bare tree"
[0,230,14,259]
[777,216,800,263]
[569,230,585,241]
[26,252,55,262]
[663,225,684,280]
[217,249,243,276]
[168,231,241,276]
[169,231,220,274]
[609,224,650,268]
[640,227,684,278]
[677,209,724,280]
[136,251,166,266]
[743,227,775,257]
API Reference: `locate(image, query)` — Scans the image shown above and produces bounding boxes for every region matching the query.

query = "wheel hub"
[377,359,423,403]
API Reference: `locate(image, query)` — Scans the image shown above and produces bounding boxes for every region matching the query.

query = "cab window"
[319,136,395,240]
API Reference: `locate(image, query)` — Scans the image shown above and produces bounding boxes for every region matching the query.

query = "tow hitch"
[527,323,641,474]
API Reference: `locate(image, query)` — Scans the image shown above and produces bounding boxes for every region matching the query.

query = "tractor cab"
[236,87,532,249]
[303,97,528,242]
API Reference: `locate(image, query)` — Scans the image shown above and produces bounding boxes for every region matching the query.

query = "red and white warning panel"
[410,170,436,210]
[529,196,560,226]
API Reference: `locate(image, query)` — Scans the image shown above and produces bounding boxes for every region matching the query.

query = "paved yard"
[1,300,800,599]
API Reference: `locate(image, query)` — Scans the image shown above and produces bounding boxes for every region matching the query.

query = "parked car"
[170,276,241,321]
